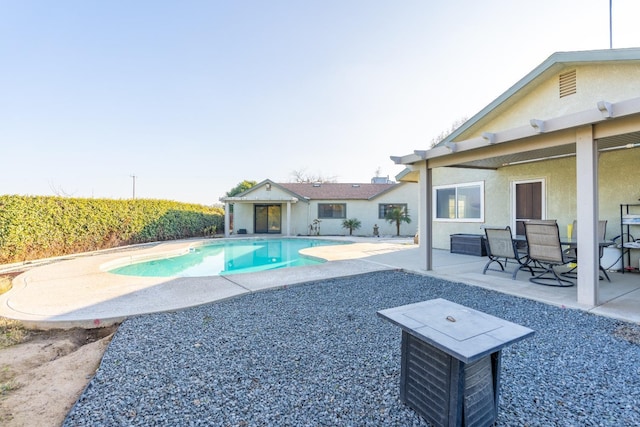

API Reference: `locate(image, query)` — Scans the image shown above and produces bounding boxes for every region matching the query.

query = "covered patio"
[391,63,640,307]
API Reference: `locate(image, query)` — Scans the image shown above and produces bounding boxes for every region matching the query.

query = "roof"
[390,47,640,176]
[442,47,640,144]
[278,182,399,200]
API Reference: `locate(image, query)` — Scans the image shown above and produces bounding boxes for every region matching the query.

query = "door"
[254,205,281,234]
[513,180,545,235]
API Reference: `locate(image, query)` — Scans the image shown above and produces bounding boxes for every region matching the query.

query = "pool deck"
[1,236,639,329]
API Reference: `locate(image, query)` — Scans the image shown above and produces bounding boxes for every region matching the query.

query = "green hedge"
[0,196,225,264]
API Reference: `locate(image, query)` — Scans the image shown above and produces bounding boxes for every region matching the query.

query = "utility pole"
[609,0,613,49]
[130,174,137,199]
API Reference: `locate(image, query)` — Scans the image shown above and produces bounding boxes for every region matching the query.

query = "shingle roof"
[277,182,398,200]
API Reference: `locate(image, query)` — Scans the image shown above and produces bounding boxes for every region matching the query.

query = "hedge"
[0,195,225,264]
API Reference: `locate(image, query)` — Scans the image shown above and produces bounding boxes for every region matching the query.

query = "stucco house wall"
[431,146,640,265]
[224,180,418,237]
[458,63,640,141]
[305,183,418,236]
[230,184,302,234]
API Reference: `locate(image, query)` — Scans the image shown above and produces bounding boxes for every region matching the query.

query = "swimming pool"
[109,238,346,277]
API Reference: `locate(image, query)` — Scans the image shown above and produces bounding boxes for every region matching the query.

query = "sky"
[2,1,640,205]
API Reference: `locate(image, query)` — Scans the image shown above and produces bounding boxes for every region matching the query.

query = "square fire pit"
[377,298,534,427]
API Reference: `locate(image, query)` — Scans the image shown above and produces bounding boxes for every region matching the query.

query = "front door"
[513,180,545,235]
[254,205,281,234]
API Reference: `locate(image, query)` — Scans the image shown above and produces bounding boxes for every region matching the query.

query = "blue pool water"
[109,238,346,277]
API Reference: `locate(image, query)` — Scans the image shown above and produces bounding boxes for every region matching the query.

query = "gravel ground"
[65,270,640,426]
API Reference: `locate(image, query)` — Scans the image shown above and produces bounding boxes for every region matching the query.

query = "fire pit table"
[377,298,534,427]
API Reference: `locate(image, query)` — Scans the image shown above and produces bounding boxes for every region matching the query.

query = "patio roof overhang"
[391,96,640,308]
[391,97,640,179]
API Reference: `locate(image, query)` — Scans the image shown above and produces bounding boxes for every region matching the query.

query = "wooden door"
[514,181,543,235]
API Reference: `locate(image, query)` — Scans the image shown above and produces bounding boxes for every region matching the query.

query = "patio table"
[513,235,615,281]
[513,235,614,247]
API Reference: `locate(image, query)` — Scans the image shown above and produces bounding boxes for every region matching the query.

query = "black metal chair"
[523,221,575,287]
[483,226,534,279]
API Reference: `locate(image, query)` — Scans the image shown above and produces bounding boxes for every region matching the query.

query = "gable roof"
[392,47,640,177]
[223,179,405,203]
[443,47,640,143]
[277,182,399,200]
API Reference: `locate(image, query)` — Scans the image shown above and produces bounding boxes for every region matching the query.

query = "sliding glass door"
[254,205,281,234]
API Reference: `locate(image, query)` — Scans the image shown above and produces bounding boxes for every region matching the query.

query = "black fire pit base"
[378,298,534,427]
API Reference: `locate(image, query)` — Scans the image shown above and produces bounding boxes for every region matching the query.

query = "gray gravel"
[64,270,640,426]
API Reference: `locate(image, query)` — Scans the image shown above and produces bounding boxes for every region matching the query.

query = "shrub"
[0,196,224,264]
[341,218,362,236]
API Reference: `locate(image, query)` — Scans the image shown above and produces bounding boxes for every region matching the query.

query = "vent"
[312,183,321,187]
[559,70,576,98]
[352,184,360,187]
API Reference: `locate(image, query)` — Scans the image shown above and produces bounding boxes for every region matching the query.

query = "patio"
[1,237,639,328]
[364,244,640,325]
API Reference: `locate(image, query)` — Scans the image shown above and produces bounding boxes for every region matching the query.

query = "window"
[379,203,408,219]
[433,181,484,222]
[318,203,346,219]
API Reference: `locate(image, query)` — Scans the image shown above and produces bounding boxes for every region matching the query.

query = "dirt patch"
[0,325,117,427]
[1,271,118,427]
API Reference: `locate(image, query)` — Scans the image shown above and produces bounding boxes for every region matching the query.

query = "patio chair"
[563,220,610,282]
[523,221,574,287]
[483,226,534,279]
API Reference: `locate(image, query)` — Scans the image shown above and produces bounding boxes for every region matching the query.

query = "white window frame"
[433,181,485,222]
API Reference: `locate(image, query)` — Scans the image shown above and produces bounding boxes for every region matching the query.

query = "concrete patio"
[361,242,640,325]
[1,237,638,329]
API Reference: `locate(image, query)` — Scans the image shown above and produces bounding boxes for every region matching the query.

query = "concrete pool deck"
[0,237,415,329]
[1,236,639,329]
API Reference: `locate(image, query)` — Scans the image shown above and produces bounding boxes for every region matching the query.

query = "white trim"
[432,181,485,223]
[510,179,546,233]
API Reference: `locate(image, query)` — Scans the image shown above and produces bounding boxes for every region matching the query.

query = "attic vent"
[559,70,576,98]
[352,184,360,187]
[312,183,321,187]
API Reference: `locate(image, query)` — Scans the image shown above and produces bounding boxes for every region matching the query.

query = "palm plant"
[384,207,411,236]
[341,218,362,236]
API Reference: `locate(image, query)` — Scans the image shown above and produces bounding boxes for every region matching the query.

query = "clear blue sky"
[2,1,639,205]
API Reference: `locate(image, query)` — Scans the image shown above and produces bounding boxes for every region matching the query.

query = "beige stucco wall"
[431,148,640,267]
[230,182,419,237]
[304,183,419,237]
[229,185,300,235]
[462,63,640,140]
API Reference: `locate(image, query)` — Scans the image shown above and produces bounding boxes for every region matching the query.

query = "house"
[391,47,640,307]
[220,179,418,237]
